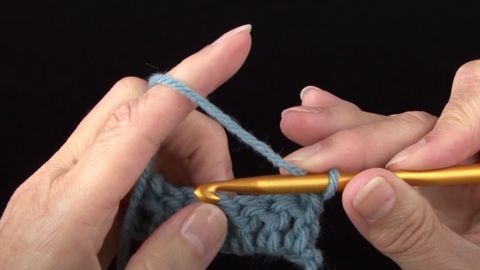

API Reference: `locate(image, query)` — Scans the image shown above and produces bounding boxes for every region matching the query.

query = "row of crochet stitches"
[118,73,335,270]
[130,167,323,270]
[221,192,323,269]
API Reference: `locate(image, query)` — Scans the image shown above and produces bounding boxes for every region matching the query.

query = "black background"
[2,1,480,269]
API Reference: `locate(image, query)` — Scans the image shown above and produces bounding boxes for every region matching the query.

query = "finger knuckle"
[394,111,437,126]
[455,61,480,101]
[456,60,480,82]
[103,99,141,138]
[438,103,480,156]
[113,76,147,98]
[101,97,162,148]
[440,105,478,138]
[450,61,480,114]
[375,202,437,257]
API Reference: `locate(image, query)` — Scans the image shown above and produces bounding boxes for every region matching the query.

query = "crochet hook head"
[194,173,350,204]
[194,164,480,204]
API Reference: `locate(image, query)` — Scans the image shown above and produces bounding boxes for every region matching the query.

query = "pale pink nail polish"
[281,106,322,118]
[386,139,426,168]
[300,86,322,101]
[180,204,226,261]
[353,176,396,222]
[285,143,322,161]
[211,24,252,46]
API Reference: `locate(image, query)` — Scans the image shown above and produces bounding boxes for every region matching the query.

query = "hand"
[0,25,252,270]
[280,61,480,269]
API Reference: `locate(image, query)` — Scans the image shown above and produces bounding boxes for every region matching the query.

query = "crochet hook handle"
[194,163,480,204]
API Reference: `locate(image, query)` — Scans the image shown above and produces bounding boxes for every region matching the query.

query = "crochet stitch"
[118,74,339,270]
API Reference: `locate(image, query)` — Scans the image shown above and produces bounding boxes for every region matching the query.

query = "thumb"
[126,203,227,270]
[342,168,477,269]
[387,60,480,170]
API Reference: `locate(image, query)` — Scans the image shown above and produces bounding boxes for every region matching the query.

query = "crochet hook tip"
[194,164,480,203]
[194,174,338,203]
[194,185,221,204]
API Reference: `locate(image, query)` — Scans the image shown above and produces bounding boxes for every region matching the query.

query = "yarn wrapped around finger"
[118,74,340,270]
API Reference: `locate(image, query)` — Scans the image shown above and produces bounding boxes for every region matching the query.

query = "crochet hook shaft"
[194,163,480,204]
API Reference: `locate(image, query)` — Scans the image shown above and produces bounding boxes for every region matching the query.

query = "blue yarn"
[117,163,149,269]
[325,169,339,200]
[118,73,340,270]
[148,73,307,176]
[123,166,325,270]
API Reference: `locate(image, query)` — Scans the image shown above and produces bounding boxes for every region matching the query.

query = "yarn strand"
[148,73,339,199]
[118,74,342,270]
[149,73,307,176]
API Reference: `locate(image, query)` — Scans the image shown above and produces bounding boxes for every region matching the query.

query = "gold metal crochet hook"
[194,163,480,204]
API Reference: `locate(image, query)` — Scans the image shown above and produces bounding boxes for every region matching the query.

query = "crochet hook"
[194,163,480,204]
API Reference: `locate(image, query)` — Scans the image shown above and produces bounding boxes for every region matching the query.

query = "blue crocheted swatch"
[124,167,325,270]
[118,74,339,270]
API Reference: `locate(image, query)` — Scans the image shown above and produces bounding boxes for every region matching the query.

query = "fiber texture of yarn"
[118,74,339,270]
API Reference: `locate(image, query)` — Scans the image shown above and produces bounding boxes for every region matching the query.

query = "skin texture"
[2,23,480,269]
[281,60,480,269]
[0,25,251,270]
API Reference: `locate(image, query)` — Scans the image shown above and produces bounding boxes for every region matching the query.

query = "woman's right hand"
[281,61,480,269]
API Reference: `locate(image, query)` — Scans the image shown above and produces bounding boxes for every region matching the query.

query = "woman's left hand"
[0,25,252,270]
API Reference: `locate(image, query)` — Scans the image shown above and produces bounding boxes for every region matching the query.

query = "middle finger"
[283,111,437,173]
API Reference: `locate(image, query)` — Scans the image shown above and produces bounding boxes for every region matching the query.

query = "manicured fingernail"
[353,176,396,222]
[180,204,226,259]
[386,139,426,169]
[211,24,252,46]
[285,143,322,161]
[281,106,322,118]
[300,86,322,101]
[211,167,234,182]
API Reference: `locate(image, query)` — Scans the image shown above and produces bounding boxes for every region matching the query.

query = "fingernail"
[211,24,252,46]
[386,139,426,168]
[285,143,322,161]
[211,167,234,182]
[281,106,322,118]
[180,204,226,260]
[353,176,396,222]
[300,86,322,101]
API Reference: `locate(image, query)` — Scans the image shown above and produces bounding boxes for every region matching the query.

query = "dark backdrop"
[2,1,480,269]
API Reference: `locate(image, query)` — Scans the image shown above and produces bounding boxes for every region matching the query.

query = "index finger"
[65,25,251,224]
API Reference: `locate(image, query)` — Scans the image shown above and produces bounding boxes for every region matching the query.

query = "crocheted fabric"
[123,166,324,270]
[118,73,338,270]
